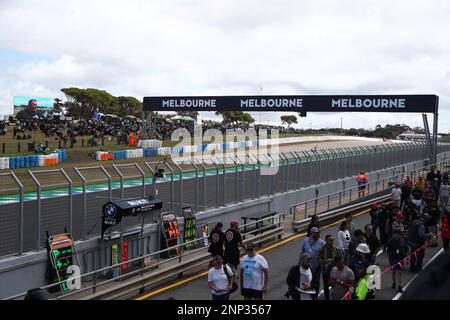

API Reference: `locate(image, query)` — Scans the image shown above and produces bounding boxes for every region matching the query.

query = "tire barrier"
[0,149,67,169]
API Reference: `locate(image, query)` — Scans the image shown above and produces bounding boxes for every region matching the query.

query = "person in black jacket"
[286,253,313,300]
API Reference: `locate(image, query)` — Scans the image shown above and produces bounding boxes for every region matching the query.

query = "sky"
[1,0,450,131]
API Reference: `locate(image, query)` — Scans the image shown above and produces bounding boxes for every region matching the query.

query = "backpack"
[223,265,238,294]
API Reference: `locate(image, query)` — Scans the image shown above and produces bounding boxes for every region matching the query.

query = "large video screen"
[13,96,53,115]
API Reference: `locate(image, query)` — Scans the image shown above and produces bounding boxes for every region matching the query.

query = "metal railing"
[4,213,283,300]
[291,158,450,222]
[1,142,449,257]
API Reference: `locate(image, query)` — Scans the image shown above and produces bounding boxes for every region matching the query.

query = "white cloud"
[1,0,450,131]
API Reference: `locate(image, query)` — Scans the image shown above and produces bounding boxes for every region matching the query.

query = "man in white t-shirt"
[391,184,402,207]
[240,243,269,300]
[286,252,314,300]
[207,255,234,300]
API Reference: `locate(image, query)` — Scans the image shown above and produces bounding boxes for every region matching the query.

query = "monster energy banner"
[143,95,438,113]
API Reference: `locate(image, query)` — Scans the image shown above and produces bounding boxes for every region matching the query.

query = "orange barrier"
[100,153,113,160]
[44,158,57,166]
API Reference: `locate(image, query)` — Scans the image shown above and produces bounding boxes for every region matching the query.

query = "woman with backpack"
[207,255,235,300]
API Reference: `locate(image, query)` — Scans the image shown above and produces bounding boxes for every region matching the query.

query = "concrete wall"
[1,152,449,299]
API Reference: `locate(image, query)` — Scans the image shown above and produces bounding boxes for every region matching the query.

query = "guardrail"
[3,157,450,300]
[290,157,450,230]
[3,214,283,300]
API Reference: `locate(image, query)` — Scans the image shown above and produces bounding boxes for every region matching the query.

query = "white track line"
[392,248,444,300]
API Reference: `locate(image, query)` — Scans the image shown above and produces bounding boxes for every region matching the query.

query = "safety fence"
[2,157,449,300]
[341,231,444,300]
[290,157,450,222]
[3,214,283,300]
[0,142,449,257]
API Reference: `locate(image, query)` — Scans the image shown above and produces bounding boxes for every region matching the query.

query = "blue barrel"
[9,157,15,169]
[23,156,29,168]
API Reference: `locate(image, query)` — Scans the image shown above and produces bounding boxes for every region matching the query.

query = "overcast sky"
[1,0,450,131]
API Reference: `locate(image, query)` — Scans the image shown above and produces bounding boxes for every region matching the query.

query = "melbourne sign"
[144,95,438,113]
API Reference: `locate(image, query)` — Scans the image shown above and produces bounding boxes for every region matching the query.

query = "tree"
[280,115,298,129]
[176,110,199,117]
[117,96,143,117]
[215,111,255,124]
[61,87,120,119]
[53,98,64,113]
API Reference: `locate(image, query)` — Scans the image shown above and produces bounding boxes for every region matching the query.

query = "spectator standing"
[423,186,437,207]
[415,176,426,193]
[286,253,314,300]
[386,230,408,292]
[408,212,426,272]
[240,243,269,300]
[439,210,450,252]
[369,203,381,237]
[443,171,449,184]
[300,227,325,299]
[391,184,402,207]
[426,169,436,184]
[337,221,351,264]
[207,255,234,300]
[348,229,365,259]
[356,170,369,198]
[349,244,371,280]
[329,255,355,300]
[318,235,339,300]
[223,220,246,271]
[364,224,380,265]
[345,213,356,240]
[411,187,423,208]
[440,181,450,208]
[208,223,225,263]
[306,215,320,237]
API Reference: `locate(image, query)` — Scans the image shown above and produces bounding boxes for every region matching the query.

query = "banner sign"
[48,233,75,293]
[160,211,182,257]
[182,206,196,250]
[144,95,438,113]
[121,241,129,271]
[101,197,162,237]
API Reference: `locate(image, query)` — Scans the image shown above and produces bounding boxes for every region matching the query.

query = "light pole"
[259,86,263,125]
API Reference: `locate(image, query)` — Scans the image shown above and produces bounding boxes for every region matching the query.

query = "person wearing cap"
[240,243,269,300]
[207,255,234,300]
[286,253,313,300]
[300,226,324,299]
[329,255,355,300]
[223,220,246,271]
[318,235,339,300]
[349,243,371,280]
[386,229,408,292]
